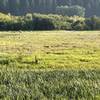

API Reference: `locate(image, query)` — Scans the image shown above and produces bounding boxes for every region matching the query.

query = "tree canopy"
[56,5,85,17]
[0,0,100,16]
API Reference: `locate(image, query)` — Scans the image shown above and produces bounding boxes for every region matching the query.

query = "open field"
[0,31,100,99]
[0,31,100,69]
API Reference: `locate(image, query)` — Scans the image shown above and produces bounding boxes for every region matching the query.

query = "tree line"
[0,13,100,31]
[0,0,100,16]
[0,0,57,15]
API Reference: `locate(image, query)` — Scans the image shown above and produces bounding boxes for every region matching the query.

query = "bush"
[72,20,86,30]
[85,16,100,30]
[0,13,74,30]
[0,12,100,30]
[33,16,55,30]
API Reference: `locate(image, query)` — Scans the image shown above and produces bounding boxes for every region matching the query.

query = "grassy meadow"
[0,31,100,100]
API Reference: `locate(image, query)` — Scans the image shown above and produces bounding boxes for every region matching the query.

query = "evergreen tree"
[0,0,100,16]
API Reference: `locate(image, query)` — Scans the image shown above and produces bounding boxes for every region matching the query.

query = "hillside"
[0,0,100,16]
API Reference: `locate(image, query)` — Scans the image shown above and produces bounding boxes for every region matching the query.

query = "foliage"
[85,16,100,30]
[0,13,100,30]
[56,5,85,17]
[0,0,100,17]
[71,20,86,30]
[0,12,100,30]
[0,13,73,30]
[0,13,88,31]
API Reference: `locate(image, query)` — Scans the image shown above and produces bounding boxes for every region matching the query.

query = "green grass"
[0,31,100,99]
[0,31,100,69]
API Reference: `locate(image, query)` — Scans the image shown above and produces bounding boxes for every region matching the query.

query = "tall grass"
[0,68,100,100]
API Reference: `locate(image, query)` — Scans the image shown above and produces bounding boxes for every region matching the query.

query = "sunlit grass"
[0,31,100,99]
[0,31,100,69]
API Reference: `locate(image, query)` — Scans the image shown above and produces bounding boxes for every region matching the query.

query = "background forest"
[0,0,100,17]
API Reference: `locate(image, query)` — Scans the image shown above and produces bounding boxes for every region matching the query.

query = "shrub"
[85,16,100,30]
[0,12,100,30]
[72,20,86,30]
